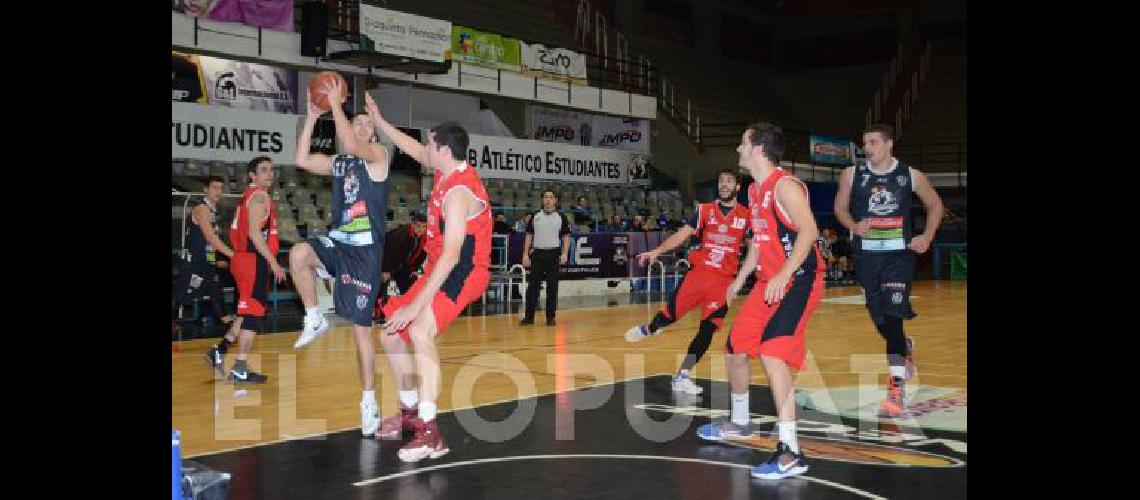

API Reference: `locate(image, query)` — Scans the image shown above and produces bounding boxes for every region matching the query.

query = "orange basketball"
[308,71,347,112]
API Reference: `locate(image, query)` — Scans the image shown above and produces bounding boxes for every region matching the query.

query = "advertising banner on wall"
[172,51,208,104]
[199,55,298,113]
[530,105,650,154]
[520,43,587,84]
[591,115,650,154]
[206,0,294,32]
[451,25,521,71]
[506,232,631,279]
[628,153,652,186]
[359,4,451,62]
[171,0,214,17]
[171,101,299,164]
[809,134,856,165]
[530,106,589,146]
[466,133,651,185]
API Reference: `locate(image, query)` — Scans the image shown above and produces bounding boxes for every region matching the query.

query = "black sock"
[881,316,907,365]
[680,318,720,370]
[232,359,248,373]
[648,312,673,334]
[216,336,234,354]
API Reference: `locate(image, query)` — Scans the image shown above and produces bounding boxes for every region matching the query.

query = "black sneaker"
[546,318,556,326]
[519,318,535,326]
[229,367,269,384]
[206,346,225,377]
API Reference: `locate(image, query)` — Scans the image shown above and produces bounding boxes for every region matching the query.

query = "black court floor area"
[191,375,966,499]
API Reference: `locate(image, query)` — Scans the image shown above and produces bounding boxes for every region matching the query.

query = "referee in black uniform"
[521,189,571,326]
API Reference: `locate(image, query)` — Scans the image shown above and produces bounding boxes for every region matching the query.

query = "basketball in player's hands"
[308,71,347,112]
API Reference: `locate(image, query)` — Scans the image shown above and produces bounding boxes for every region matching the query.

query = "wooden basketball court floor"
[172,280,966,498]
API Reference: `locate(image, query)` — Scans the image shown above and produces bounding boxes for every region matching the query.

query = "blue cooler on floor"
[173,429,232,500]
[172,430,182,500]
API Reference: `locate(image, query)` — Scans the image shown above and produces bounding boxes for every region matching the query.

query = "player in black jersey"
[171,177,241,375]
[835,123,945,417]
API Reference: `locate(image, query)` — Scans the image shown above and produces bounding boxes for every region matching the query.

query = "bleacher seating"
[175,162,688,258]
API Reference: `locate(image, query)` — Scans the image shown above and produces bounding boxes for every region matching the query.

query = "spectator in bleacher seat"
[820,229,836,279]
[632,214,647,231]
[641,220,652,232]
[609,214,627,232]
[831,231,853,280]
[644,217,663,232]
[374,213,429,323]
[572,196,594,229]
[514,212,532,233]
[493,212,512,234]
[521,189,571,327]
[942,207,963,224]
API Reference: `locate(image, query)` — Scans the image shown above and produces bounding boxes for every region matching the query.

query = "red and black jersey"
[747,169,822,282]
[229,185,279,255]
[424,162,492,274]
[686,201,751,277]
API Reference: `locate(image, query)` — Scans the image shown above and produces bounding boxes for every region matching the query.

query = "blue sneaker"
[751,442,809,480]
[696,419,753,441]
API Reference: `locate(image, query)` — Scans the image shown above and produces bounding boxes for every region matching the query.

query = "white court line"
[205,346,968,370]
[185,372,669,458]
[351,454,887,499]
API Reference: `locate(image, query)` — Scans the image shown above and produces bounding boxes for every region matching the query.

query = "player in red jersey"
[624,168,750,395]
[224,156,286,384]
[696,122,825,480]
[364,92,492,463]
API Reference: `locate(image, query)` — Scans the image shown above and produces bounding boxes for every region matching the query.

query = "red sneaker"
[880,376,906,417]
[397,418,450,462]
[376,405,418,440]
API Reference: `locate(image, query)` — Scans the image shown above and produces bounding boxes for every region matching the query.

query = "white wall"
[368,84,514,137]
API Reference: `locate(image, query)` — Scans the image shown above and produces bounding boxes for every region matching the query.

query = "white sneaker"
[294,313,330,349]
[624,324,659,343]
[361,400,380,437]
[672,374,704,395]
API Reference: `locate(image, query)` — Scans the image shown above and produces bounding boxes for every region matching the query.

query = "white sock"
[778,421,799,454]
[677,369,690,379]
[730,393,750,426]
[362,390,376,405]
[419,401,438,422]
[399,389,419,408]
[890,365,906,379]
[305,307,321,319]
